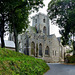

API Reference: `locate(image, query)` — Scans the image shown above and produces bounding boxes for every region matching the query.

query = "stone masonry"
[18,13,64,63]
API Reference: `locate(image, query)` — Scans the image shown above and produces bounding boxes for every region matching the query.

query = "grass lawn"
[0,48,49,75]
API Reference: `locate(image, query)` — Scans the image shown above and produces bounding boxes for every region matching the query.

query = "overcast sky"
[29,0,61,37]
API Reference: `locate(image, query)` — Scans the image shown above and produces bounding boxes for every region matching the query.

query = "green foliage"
[66,55,75,63]
[0,48,49,75]
[48,0,75,54]
[66,50,73,53]
[68,55,75,63]
[0,0,44,34]
[0,0,44,50]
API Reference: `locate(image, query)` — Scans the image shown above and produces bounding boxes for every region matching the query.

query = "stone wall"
[19,32,62,63]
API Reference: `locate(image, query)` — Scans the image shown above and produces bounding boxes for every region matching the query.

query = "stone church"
[9,13,64,63]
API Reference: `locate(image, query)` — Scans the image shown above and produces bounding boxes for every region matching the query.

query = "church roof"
[0,40,15,48]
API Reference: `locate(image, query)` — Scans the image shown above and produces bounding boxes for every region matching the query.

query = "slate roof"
[47,34,55,38]
[0,39,15,48]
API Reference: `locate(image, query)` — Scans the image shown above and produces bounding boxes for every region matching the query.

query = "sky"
[4,0,61,40]
[29,0,61,37]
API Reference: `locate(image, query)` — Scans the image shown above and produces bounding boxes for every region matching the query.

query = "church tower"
[32,13,50,35]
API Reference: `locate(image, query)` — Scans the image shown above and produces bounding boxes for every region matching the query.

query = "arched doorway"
[39,43,42,56]
[43,26,46,34]
[45,46,49,55]
[31,42,35,56]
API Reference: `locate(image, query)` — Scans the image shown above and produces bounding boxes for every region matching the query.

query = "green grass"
[0,48,49,75]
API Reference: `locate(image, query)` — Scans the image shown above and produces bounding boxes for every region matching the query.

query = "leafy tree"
[48,0,75,55]
[0,0,44,51]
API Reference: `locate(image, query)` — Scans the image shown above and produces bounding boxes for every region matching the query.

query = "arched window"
[36,43,38,57]
[45,46,49,55]
[43,26,46,34]
[35,19,37,23]
[31,42,35,56]
[53,50,54,55]
[43,18,45,23]
[39,43,42,56]
[55,51,56,56]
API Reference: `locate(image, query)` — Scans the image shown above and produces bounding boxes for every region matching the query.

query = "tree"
[48,0,75,55]
[0,0,44,51]
[0,1,7,48]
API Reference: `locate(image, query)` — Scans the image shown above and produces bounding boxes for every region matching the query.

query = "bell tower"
[32,13,50,35]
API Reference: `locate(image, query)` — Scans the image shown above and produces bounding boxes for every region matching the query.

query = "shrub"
[65,55,75,63]
[68,55,75,63]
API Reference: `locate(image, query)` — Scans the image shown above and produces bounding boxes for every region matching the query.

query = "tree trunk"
[13,24,19,52]
[11,11,19,52]
[73,41,75,55]
[1,32,5,48]
[73,33,75,55]
[1,14,5,48]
